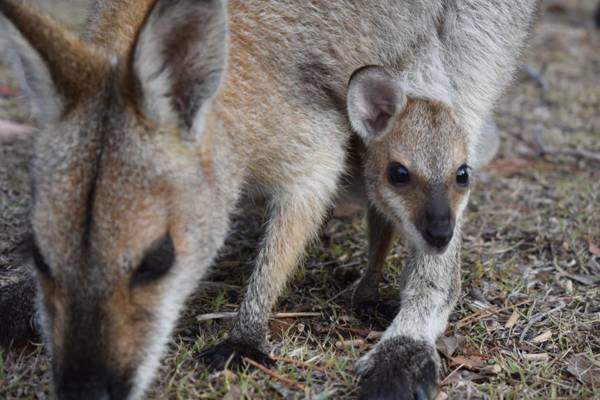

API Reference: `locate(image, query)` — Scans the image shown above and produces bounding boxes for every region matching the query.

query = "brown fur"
[84,0,155,54]
[0,0,107,107]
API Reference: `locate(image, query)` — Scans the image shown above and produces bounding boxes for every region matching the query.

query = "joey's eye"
[388,162,410,186]
[456,164,470,186]
[130,234,176,288]
[31,242,51,277]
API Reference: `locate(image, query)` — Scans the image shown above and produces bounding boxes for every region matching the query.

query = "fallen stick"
[544,147,600,163]
[335,338,365,349]
[196,311,321,322]
[454,299,531,329]
[271,356,328,374]
[0,119,35,142]
[242,357,306,392]
[197,281,242,290]
[440,364,464,386]
[519,301,565,342]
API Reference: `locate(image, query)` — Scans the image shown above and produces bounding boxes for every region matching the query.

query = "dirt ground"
[1,0,599,399]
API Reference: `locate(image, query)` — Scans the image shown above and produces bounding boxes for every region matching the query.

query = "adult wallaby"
[1,0,227,398]
[0,0,537,399]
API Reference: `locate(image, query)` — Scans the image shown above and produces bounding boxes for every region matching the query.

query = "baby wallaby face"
[1,0,228,398]
[348,66,471,254]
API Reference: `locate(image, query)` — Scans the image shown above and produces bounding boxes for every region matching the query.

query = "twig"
[454,300,531,329]
[441,364,464,386]
[335,339,365,349]
[272,312,322,319]
[0,119,35,142]
[543,147,600,163]
[271,356,328,374]
[197,281,242,290]
[488,240,525,255]
[242,357,306,392]
[519,301,566,342]
[196,312,237,321]
[196,311,321,322]
[324,283,356,303]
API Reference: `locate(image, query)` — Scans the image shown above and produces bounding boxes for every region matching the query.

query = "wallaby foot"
[356,336,440,400]
[198,340,275,371]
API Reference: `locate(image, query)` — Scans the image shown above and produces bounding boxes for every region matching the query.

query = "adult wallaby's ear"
[0,1,106,124]
[131,0,228,138]
[347,66,406,143]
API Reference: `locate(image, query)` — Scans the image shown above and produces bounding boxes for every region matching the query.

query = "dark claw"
[358,336,439,400]
[198,339,274,371]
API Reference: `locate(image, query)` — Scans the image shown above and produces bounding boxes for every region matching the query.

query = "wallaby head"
[1,0,229,398]
[347,66,470,254]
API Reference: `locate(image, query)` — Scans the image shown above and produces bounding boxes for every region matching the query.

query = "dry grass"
[1,0,599,399]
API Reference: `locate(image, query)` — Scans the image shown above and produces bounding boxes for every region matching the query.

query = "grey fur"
[0,0,538,398]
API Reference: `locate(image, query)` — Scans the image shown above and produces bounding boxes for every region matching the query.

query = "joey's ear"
[131,0,228,138]
[0,1,106,124]
[347,66,406,143]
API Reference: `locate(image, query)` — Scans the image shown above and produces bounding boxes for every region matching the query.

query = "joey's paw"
[198,340,274,371]
[354,299,400,325]
[357,336,439,400]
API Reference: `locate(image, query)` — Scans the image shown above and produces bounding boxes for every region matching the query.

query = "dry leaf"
[505,311,519,329]
[442,370,489,385]
[566,354,600,386]
[589,240,600,256]
[436,334,466,358]
[485,158,536,177]
[223,384,242,400]
[435,391,449,400]
[366,331,383,340]
[335,339,364,349]
[481,364,502,375]
[531,330,552,344]
[448,355,486,370]
[564,273,598,286]
[545,2,567,14]
[0,119,34,142]
[523,353,549,362]
[0,86,17,96]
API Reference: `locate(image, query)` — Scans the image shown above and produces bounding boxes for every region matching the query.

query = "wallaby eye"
[388,162,410,186]
[130,234,176,288]
[31,242,51,277]
[456,164,470,186]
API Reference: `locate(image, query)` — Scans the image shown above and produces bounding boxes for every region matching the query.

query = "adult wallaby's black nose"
[56,360,130,400]
[57,382,111,400]
[424,221,453,249]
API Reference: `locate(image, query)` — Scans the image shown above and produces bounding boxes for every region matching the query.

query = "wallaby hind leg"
[356,236,461,400]
[352,205,398,322]
[199,172,340,370]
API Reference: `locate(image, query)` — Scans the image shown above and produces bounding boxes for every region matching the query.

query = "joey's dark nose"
[422,204,454,250]
[424,221,453,249]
